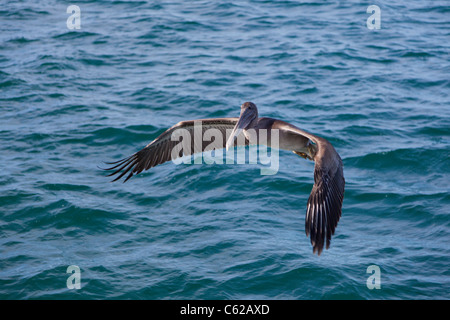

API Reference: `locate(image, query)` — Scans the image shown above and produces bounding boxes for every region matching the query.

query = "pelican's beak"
[226,107,255,150]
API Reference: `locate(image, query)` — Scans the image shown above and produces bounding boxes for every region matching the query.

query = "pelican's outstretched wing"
[275,121,345,255]
[103,118,243,182]
[305,143,344,255]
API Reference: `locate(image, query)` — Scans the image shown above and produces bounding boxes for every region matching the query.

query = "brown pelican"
[104,102,345,255]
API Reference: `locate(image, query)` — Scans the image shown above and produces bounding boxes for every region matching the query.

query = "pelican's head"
[226,102,259,150]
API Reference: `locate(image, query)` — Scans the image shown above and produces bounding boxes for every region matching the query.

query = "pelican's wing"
[276,121,345,255]
[103,118,243,182]
[305,143,344,255]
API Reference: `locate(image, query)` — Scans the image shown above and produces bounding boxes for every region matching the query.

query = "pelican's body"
[245,117,314,156]
[105,102,345,255]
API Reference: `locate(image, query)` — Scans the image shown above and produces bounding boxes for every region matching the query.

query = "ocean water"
[1,0,449,300]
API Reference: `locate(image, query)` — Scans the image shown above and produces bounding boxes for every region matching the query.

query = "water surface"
[0,0,449,299]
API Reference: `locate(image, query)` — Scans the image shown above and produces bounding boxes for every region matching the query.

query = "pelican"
[104,102,345,255]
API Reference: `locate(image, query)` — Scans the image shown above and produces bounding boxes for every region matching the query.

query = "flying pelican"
[104,102,345,255]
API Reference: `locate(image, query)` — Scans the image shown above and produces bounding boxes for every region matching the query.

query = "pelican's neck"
[242,117,260,144]
[248,115,259,129]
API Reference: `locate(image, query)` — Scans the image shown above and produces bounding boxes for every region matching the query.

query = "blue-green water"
[1,0,449,300]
